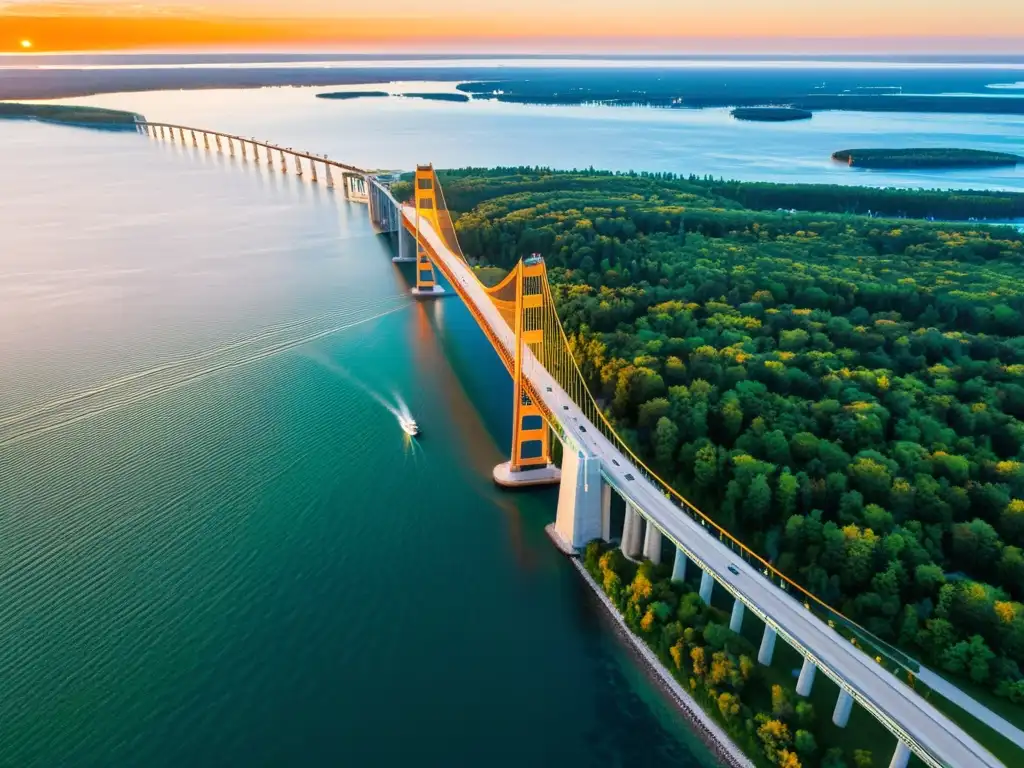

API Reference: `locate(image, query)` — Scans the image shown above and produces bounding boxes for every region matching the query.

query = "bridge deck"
[137,121,366,175]
[401,204,1002,768]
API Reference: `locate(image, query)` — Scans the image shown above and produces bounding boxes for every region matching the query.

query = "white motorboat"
[400,416,419,437]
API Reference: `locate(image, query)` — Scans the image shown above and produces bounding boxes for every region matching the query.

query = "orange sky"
[2,0,1022,53]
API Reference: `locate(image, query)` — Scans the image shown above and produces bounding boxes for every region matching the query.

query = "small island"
[404,93,471,103]
[833,148,1024,169]
[0,103,141,130]
[731,107,813,122]
[316,91,389,100]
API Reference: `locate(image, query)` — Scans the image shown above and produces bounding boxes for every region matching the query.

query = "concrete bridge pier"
[729,598,745,633]
[832,689,854,728]
[545,448,599,555]
[215,134,222,152]
[280,150,288,173]
[796,657,817,696]
[159,126,165,139]
[621,504,644,559]
[179,127,186,143]
[325,164,335,189]
[889,741,911,768]
[191,130,198,148]
[600,482,611,542]
[643,520,662,564]
[671,547,688,582]
[758,625,777,666]
[228,138,235,157]
[699,570,714,604]
[203,132,210,150]
[311,161,318,183]
[295,155,304,176]
[394,225,415,263]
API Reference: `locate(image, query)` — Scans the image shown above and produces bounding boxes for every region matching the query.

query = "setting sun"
[20,39,32,49]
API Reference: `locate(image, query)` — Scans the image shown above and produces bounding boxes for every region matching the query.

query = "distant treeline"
[457,78,1024,116]
[395,166,1024,222]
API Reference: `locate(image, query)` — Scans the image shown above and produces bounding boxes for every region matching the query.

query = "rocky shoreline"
[570,558,756,768]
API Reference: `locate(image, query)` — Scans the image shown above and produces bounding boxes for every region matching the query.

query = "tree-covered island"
[732,108,813,122]
[833,149,1023,170]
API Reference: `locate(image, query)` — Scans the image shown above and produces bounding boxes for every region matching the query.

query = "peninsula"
[0,102,141,129]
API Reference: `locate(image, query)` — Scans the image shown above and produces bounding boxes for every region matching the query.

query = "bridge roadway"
[401,204,1002,768]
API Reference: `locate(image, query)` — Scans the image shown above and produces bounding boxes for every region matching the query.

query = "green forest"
[397,168,1024,727]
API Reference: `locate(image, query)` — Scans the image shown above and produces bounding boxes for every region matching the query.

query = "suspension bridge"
[135,119,1009,768]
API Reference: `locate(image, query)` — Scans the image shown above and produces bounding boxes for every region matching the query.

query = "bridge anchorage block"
[410,285,446,298]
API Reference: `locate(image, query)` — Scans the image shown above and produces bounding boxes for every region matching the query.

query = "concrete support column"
[550,449,601,555]
[671,547,687,582]
[325,165,335,189]
[215,135,222,152]
[889,741,911,768]
[758,626,777,666]
[643,521,662,564]
[311,162,319,183]
[729,598,745,633]
[621,505,642,559]
[699,570,714,604]
[832,689,854,728]
[295,155,304,175]
[228,138,235,157]
[280,150,288,173]
[796,657,817,697]
[600,482,612,542]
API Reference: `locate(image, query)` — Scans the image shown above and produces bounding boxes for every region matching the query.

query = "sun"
[20,40,32,49]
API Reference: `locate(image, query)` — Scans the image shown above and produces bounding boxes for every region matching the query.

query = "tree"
[691,646,709,678]
[694,443,719,488]
[794,730,817,759]
[941,634,996,684]
[756,716,793,764]
[852,750,873,768]
[951,519,1002,575]
[653,417,680,469]
[771,684,795,721]
[745,474,772,525]
[717,692,742,722]
[821,747,849,768]
[794,701,816,728]
[778,471,799,517]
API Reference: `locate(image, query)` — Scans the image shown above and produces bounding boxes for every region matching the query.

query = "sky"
[1,0,1022,53]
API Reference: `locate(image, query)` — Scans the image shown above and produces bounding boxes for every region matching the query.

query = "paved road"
[401,203,1004,768]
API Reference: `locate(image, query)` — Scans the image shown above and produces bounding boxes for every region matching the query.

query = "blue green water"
[0,121,720,766]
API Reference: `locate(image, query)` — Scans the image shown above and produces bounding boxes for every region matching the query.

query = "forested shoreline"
[396,169,1024,735]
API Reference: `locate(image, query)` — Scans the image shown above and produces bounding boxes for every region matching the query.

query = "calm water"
[0,120,720,767]
[54,83,1024,192]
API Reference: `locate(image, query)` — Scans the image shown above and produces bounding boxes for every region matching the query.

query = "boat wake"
[0,298,411,449]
